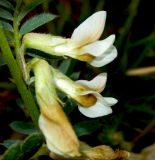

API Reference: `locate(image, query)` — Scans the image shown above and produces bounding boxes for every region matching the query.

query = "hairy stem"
[0,23,39,126]
[13,7,22,67]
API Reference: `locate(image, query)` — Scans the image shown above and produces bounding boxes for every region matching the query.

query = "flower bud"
[31,58,80,158]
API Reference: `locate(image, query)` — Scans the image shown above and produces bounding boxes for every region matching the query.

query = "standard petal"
[71,11,106,46]
[76,73,107,93]
[89,45,117,67]
[78,94,117,118]
[82,35,115,56]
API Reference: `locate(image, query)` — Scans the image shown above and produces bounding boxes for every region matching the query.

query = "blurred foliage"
[0,0,155,159]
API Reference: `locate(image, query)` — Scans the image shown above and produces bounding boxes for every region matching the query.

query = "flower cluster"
[24,11,119,159]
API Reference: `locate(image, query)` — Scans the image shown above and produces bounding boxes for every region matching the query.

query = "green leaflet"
[2,140,22,149]
[0,8,13,21]
[59,59,72,74]
[0,0,14,10]
[2,132,44,160]
[18,0,46,22]
[10,121,37,135]
[20,13,57,35]
[2,142,23,160]
[0,21,13,32]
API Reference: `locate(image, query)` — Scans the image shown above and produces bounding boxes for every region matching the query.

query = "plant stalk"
[0,23,39,126]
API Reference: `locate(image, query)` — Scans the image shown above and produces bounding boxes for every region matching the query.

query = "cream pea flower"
[31,58,80,158]
[51,68,117,118]
[23,11,117,67]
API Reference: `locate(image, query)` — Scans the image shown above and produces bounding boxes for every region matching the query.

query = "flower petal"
[78,96,112,118]
[82,35,115,56]
[78,93,117,118]
[76,73,107,93]
[46,139,63,156]
[89,45,117,67]
[102,97,118,106]
[71,11,106,46]
[39,114,64,156]
[39,114,80,157]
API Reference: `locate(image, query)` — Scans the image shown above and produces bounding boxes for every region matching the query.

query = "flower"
[80,143,130,160]
[23,11,117,67]
[51,68,117,118]
[31,58,80,158]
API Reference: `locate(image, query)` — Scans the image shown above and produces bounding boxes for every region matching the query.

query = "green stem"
[116,0,140,50]
[130,32,155,47]
[13,7,22,66]
[0,23,39,126]
[131,46,149,68]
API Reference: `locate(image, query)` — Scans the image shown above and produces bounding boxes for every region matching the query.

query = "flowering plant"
[0,0,130,159]
[22,11,120,159]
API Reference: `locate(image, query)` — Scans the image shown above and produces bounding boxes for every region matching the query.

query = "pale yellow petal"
[89,45,117,67]
[39,113,80,157]
[71,11,106,46]
[82,35,115,56]
[78,92,117,118]
[76,73,107,93]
